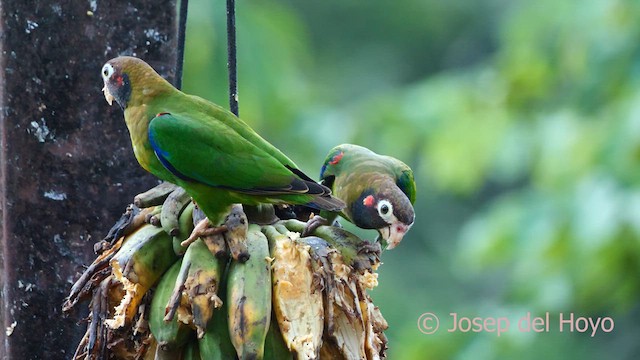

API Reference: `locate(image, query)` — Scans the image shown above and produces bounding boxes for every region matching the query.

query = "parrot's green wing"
[396,166,417,204]
[148,113,321,195]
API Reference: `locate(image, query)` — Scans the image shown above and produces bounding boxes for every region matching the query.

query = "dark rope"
[175,0,189,90]
[226,0,239,116]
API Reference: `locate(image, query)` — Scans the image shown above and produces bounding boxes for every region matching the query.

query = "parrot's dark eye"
[377,199,393,222]
[102,64,114,79]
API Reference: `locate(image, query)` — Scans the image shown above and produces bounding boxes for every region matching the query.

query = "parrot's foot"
[180,218,228,248]
[358,241,382,255]
[301,214,329,237]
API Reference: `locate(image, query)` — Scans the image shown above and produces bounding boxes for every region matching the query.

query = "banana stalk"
[227,224,272,359]
[281,219,380,272]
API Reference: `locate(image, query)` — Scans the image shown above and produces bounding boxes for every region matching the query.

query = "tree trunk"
[0,1,177,358]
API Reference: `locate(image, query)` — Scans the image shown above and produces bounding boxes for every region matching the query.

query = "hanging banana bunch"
[64,177,394,360]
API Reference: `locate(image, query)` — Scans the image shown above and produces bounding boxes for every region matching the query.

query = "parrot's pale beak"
[102,84,114,106]
[380,222,411,250]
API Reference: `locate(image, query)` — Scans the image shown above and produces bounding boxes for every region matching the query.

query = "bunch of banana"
[66,183,389,360]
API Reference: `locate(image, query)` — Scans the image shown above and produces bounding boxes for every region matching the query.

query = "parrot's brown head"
[101,56,168,109]
[351,184,415,250]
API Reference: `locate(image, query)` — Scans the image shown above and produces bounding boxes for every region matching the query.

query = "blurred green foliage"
[182,0,640,358]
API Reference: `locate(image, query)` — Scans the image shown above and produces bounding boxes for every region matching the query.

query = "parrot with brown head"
[312,144,416,250]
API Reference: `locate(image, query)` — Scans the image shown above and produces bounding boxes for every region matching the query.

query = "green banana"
[144,205,163,226]
[105,223,177,329]
[161,187,192,237]
[227,224,272,359]
[202,233,228,259]
[263,313,293,360]
[149,259,193,351]
[154,345,184,360]
[183,338,202,360]
[174,239,226,338]
[173,202,195,256]
[133,181,177,208]
[263,225,323,360]
[198,281,238,360]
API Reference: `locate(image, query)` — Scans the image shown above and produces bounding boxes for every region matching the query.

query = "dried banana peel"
[105,223,177,329]
[264,226,323,360]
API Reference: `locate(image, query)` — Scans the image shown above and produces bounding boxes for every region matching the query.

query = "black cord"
[175,0,189,90]
[226,0,239,116]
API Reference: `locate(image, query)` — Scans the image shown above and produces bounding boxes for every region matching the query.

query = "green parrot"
[100,56,345,233]
[311,144,416,250]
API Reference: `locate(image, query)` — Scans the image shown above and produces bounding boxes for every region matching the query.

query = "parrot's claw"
[302,214,329,237]
[357,241,382,255]
[181,218,227,248]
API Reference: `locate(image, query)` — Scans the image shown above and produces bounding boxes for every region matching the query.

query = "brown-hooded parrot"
[100,56,345,235]
[311,144,416,250]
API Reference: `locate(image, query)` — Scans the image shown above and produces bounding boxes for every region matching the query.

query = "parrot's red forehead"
[329,151,344,165]
[363,195,375,207]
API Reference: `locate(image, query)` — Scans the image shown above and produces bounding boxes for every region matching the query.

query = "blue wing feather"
[148,124,196,182]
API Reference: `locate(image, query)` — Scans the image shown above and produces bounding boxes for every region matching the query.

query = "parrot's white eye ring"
[102,64,114,79]
[377,199,393,222]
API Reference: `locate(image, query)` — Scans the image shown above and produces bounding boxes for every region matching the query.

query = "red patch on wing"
[156,112,171,117]
[363,195,375,207]
[329,151,344,165]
